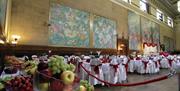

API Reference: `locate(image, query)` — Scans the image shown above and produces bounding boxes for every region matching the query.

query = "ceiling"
[154,0,180,18]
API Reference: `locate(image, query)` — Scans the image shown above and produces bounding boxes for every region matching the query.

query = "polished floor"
[95,69,179,91]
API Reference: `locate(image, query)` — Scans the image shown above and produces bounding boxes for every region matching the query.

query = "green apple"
[38,82,49,91]
[61,71,75,85]
[79,85,86,91]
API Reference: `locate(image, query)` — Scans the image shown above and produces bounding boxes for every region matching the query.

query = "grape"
[48,56,66,74]
[48,56,76,75]
[53,66,58,71]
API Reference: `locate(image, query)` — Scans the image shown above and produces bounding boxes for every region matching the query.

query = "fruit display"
[76,80,94,91]
[6,76,33,91]
[48,56,76,84]
[34,55,78,91]
[0,55,94,91]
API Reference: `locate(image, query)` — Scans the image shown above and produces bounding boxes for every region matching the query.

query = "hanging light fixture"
[177,1,180,12]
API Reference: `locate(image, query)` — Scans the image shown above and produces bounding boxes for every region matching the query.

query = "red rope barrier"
[80,63,169,87]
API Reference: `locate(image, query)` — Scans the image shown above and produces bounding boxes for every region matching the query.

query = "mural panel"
[93,15,117,49]
[151,22,160,44]
[128,11,141,50]
[49,3,90,47]
[151,21,160,50]
[164,36,174,52]
[141,17,152,43]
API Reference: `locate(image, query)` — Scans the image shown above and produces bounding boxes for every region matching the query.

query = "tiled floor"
[95,69,179,91]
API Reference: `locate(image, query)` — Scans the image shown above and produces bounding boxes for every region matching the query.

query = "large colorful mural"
[128,11,141,50]
[141,17,152,43]
[93,15,117,49]
[0,0,7,35]
[49,3,90,47]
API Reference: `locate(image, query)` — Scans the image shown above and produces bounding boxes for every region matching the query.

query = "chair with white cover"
[101,58,111,83]
[81,56,91,82]
[160,57,170,68]
[89,58,104,85]
[118,56,128,82]
[135,57,145,74]
[109,57,120,84]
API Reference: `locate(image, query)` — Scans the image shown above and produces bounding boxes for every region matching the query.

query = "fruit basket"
[26,55,93,91]
[34,70,78,91]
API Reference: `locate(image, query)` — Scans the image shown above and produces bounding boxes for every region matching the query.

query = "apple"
[79,85,86,91]
[61,71,75,85]
[38,82,49,91]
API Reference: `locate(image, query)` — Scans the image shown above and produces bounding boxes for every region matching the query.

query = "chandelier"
[178,0,180,12]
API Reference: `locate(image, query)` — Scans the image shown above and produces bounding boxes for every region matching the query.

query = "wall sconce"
[11,35,21,44]
[0,39,4,44]
[120,44,125,47]
[118,46,123,51]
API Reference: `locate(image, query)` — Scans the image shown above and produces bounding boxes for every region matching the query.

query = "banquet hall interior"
[0,0,180,91]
